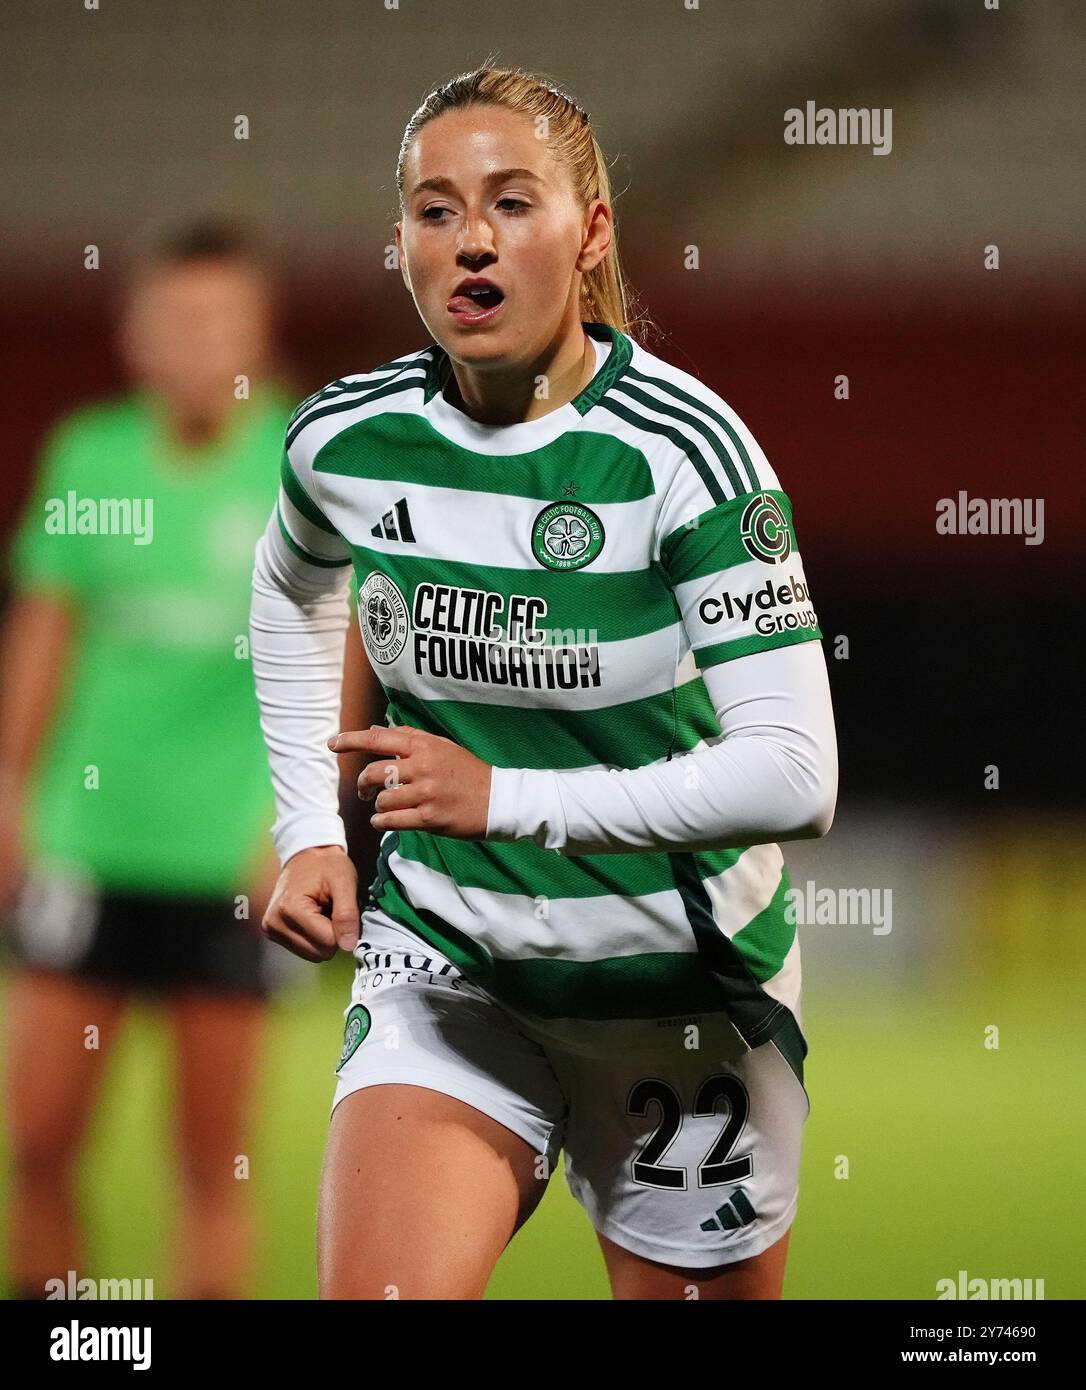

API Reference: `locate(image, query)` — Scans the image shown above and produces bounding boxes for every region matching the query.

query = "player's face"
[119,259,273,414]
[397,105,606,366]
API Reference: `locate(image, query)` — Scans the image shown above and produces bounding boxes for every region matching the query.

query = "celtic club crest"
[358,571,409,664]
[336,1004,371,1071]
[531,501,605,571]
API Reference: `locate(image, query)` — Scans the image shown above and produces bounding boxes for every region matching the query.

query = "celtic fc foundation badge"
[531,501,605,571]
[337,1004,371,1071]
[358,571,409,663]
[739,492,792,564]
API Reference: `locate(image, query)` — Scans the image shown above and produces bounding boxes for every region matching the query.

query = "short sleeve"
[7,416,97,597]
[275,428,352,571]
[659,486,822,670]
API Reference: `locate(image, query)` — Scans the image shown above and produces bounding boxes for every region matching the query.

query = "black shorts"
[5,862,288,999]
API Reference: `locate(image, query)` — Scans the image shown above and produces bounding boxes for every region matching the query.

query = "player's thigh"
[598,1224,792,1300]
[318,910,566,1299]
[553,1022,809,1299]
[319,1082,545,1300]
[4,967,129,1166]
[166,989,267,1174]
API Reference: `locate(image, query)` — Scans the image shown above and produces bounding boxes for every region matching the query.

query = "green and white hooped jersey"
[276,322,821,1059]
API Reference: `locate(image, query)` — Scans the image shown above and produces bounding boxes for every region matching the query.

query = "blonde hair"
[396,63,655,344]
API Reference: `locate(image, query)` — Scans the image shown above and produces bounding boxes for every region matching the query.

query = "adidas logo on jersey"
[370,497,416,543]
[699,1187,757,1233]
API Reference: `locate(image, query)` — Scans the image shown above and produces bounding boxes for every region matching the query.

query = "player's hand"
[328,724,493,840]
[0,800,27,922]
[260,844,359,961]
[245,852,286,935]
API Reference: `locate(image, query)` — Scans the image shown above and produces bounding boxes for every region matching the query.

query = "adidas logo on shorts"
[699,1187,757,1232]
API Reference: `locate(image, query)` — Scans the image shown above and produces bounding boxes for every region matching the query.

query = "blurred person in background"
[0,220,301,1299]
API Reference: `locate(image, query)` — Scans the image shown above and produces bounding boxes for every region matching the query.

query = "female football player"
[251,65,837,1300]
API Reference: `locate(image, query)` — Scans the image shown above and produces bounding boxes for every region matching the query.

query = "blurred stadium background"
[1,0,1082,1298]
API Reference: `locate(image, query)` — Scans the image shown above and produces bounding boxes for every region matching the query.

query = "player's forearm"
[485,644,838,856]
[0,591,76,792]
[487,737,835,855]
[249,520,354,865]
[336,614,387,804]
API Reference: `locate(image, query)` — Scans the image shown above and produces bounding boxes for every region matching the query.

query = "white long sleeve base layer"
[485,642,838,856]
[250,517,353,865]
[250,513,838,865]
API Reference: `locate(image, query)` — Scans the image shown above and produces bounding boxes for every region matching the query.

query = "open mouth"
[447,279,506,321]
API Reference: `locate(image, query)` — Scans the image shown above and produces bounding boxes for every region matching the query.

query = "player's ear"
[395,222,412,293]
[576,198,611,276]
[115,288,145,377]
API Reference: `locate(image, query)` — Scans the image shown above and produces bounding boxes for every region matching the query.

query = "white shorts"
[331,905,810,1269]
